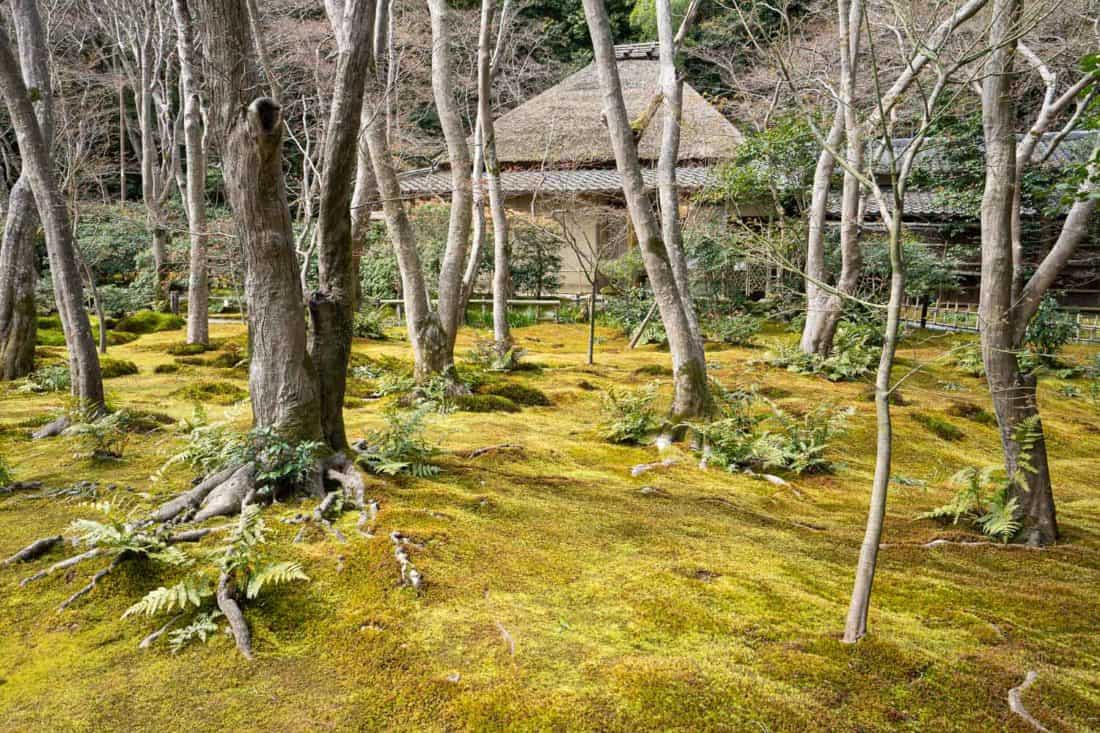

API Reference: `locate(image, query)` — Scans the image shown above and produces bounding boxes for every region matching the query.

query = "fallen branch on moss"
[462,443,524,459]
[1008,671,1049,732]
[879,539,1044,550]
[59,552,128,611]
[631,458,677,477]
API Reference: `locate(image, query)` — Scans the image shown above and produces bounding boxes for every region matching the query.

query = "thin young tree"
[173,0,210,346]
[581,0,711,420]
[0,0,104,415]
[477,0,516,364]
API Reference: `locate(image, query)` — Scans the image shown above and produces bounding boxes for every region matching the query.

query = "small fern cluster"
[68,408,133,460]
[356,407,441,477]
[688,391,849,475]
[918,466,1021,541]
[767,325,876,382]
[600,383,662,444]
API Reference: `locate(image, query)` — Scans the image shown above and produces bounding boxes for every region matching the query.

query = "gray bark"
[206,0,321,442]
[0,1,103,411]
[477,0,513,360]
[173,0,209,346]
[979,0,1058,545]
[656,0,700,345]
[310,0,375,451]
[582,0,709,419]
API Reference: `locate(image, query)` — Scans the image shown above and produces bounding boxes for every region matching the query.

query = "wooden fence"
[902,299,1100,343]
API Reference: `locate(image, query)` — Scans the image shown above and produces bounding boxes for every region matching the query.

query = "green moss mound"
[115,310,185,334]
[946,401,996,425]
[153,363,180,374]
[482,382,551,407]
[35,329,66,347]
[165,342,213,356]
[911,412,964,441]
[634,363,673,377]
[100,357,139,379]
[170,380,247,405]
[454,394,521,413]
[105,330,139,346]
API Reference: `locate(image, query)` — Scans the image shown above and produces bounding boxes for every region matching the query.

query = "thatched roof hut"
[488,48,741,167]
[401,43,741,198]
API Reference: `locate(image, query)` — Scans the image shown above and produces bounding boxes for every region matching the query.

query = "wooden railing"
[902,299,1100,343]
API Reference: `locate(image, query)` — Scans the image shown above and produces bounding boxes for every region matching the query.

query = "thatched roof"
[400,166,716,197]
[489,53,741,166]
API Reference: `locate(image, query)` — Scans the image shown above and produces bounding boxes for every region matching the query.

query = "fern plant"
[918,466,1022,542]
[356,407,441,477]
[68,408,133,460]
[123,577,214,618]
[600,383,662,444]
[0,454,12,486]
[168,611,223,653]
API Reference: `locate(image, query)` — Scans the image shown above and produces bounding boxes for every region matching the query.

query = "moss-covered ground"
[1,321,1098,731]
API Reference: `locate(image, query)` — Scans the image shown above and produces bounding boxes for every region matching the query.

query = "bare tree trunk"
[801,0,864,356]
[477,0,513,361]
[582,0,709,420]
[174,0,209,346]
[310,0,375,451]
[844,212,904,643]
[979,0,1058,545]
[207,0,321,441]
[801,105,845,354]
[656,0,700,345]
[0,177,37,379]
[0,1,103,411]
[588,278,597,365]
[366,0,471,386]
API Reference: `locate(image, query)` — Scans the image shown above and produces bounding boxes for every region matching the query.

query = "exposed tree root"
[192,463,257,522]
[1008,671,1049,732]
[217,491,256,659]
[879,539,1045,550]
[391,531,422,589]
[21,547,102,587]
[462,443,524,459]
[31,415,71,440]
[139,614,182,649]
[631,458,677,477]
[149,464,240,523]
[3,535,62,565]
[59,552,127,611]
[0,481,43,494]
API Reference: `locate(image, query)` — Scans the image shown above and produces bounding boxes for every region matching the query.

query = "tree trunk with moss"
[0,0,103,411]
[582,0,709,420]
[0,176,37,380]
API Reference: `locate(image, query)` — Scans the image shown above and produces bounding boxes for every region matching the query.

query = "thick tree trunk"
[207,0,322,442]
[979,0,1058,544]
[174,0,210,346]
[582,0,709,420]
[310,0,374,451]
[0,177,37,379]
[0,3,103,411]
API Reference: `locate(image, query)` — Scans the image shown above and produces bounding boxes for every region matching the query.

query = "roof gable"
[490,59,741,166]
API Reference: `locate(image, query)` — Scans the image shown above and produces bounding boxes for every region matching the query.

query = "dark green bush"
[154,363,181,374]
